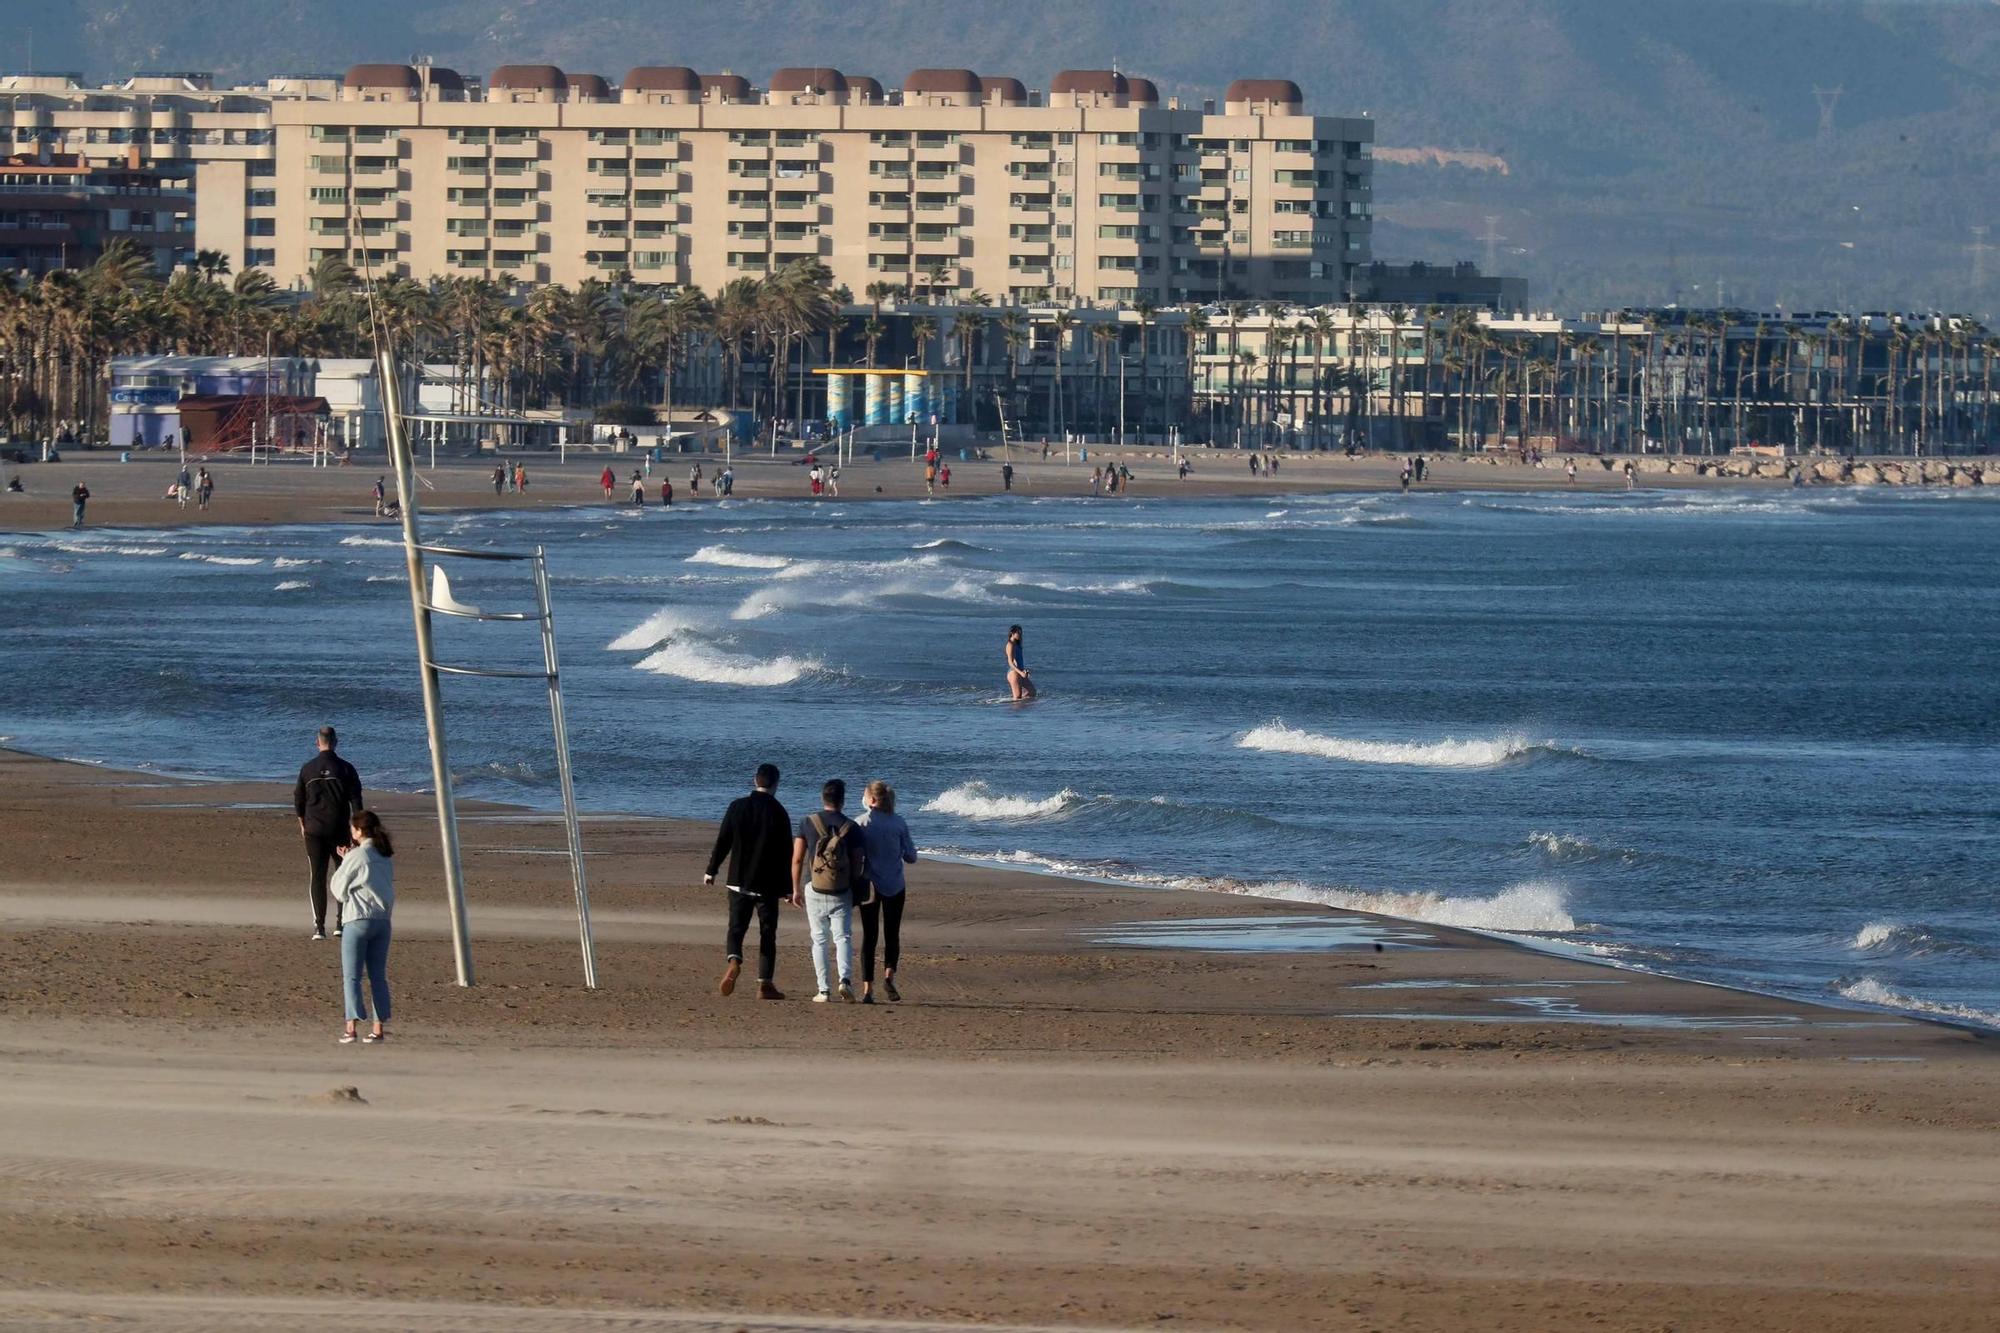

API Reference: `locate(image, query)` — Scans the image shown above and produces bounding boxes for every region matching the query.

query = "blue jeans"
[341,916,392,1023]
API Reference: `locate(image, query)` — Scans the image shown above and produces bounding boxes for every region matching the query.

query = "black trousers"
[857,893,905,982]
[725,891,781,982]
[304,834,343,931]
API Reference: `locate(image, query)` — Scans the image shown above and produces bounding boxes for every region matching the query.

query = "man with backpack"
[704,763,794,1000]
[293,726,364,940]
[790,778,869,1003]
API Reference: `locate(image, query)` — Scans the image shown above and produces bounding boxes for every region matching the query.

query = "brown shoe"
[719,960,741,996]
[758,981,785,1001]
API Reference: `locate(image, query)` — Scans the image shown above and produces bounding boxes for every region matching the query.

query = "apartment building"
[0,64,1372,303]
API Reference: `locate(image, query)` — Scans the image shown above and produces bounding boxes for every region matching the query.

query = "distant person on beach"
[196,467,213,510]
[1090,466,1102,496]
[1002,462,1014,491]
[940,463,951,490]
[1566,459,1578,485]
[1270,454,1281,476]
[661,477,674,506]
[809,463,823,496]
[719,466,734,497]
[70,481,89,528]
[1040,439,1050,461]
[855,780,918,1004]
[1400,461,1412,493]
[495,464,507,496]
[1625,460,1637,489]
[690,463,703,497]
[704,763,794,1001]
[631,471,645,505]
[1178,459,1190,481]
[827,465,841,497]
[1249,454,1260,478]
[1006,624,1036,700]
[924,458,938,498]
[515,463,529,493]
[175,464,192,508]
[792,778,867,1003]
[1413,455,1426,483]
[328,809,395,1044]
[600,465,615,500]
[294,726,364,940]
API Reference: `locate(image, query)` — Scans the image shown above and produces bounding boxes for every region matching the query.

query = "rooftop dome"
[982,75,1027,105]
[1125,76,1160,105]
[1225,77,1303,107]
[847,75,884,104]
[426,66,465,92]
[343,63,420,91]
[700,72,752,101]
[568,72,612,101]
[769,66,846,94]
[490,64,567,93]
[902,68,982,98]
[1051,69,1127,96]
[623,65,700,94]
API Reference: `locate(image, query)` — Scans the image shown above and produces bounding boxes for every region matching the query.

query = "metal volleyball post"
[381,345,476,987]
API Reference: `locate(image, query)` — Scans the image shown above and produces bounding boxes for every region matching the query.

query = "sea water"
[3,483,1996,1027]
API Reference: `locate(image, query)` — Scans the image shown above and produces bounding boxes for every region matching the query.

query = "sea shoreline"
[1,740,1984,1036]
[0,444,1926,535]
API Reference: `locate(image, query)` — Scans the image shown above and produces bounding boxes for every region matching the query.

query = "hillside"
[19,0,2000,312]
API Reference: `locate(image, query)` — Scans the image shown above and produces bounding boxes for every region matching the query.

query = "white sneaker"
[331,927,343,938]
[837,981,856,1003]
[311,928,327,940]
[812,992,830,1004]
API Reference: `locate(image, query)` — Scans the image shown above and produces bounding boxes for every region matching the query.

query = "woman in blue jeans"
[327,809,396,1043]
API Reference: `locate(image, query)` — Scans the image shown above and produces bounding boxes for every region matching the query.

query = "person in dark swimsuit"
[1006,624,1036,701]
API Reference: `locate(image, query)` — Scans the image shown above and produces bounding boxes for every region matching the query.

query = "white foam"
[607,609,701,651]
[273,557,319,569]
[49,542,170,557]
[994,573,1155,595]
[273,580,310,591]
[176,553,263,567]
[922,781,1081,820]
[1837,978,1999,1027]
[1239,721,1546,769]
[686,544,790,570]
[1852,920,1902,951]
[1265,879,1578,934]
[633,641,820,687]
[339,535,403,548]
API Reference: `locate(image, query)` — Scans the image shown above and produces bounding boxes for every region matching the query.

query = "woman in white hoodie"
[328,810,396,1044]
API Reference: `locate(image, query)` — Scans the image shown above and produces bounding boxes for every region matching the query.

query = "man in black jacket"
[704,763,792,999]
[294,726,364,940]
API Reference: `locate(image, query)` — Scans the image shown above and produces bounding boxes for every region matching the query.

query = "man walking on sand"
[704,763,794,1000]
[70,480,89,528]
[792,778,868,1003]
[294,725,364,940]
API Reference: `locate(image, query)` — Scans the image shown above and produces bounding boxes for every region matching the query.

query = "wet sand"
[2,446,1754,533]
[1,749,1996,1331]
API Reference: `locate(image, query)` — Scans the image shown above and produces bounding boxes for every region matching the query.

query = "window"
[868,222,910,238]
[309,186,347,204]
[308,155,344,172]
[776,131,820,147]
[590,158,628,175]
[636,128,677,145]
[635,220,675,238]
[494,219,536,237]
[1099,132,1140,146]
[245,218,275,236]
[589,219,628,237]
[246,248,275,267]
[869,160,911,178]
[727,189,770,205]
[869,191,910,207]
[589,129,630,144]
[635,158,674,176]
[447,187,488,205]
[1010,132,1052,148]
[587,189,626,208]
[494,249,535,266]
[635,190,676,208]
[1098,193,1139,211]
[917,131,959,146]
[448,218,489,236]
[246,161,275,178]
[869,131,909,145]
[494,129,538,145]
[729,251,769,268]
[1273,139,1312,153]
[448,128,490,144]
[310,127,349,142]
[634,249,674,269]
[729,159,770,177]
[495,188,537,206]
[447,156,486,173]
[728,130,771,145]
[245,189,276,208]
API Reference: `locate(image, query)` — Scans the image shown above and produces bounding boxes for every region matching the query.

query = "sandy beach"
[1,748,1996,1331]
[2,444,1762,532]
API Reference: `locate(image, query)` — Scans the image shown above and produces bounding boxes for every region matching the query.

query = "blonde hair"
[865,780,896,814]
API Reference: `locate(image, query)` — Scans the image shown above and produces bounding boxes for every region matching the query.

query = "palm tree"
[1181,308,1209,444]
[1047,310,1075,440]
[862,316,886,369]
[1130,296,1158,442]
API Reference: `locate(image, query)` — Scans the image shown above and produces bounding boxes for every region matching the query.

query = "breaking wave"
[273,580,310,591]
[1836,978,1999,1028]
[177,553,263,567]
[1847,920,1986,958]
[686,545,790,570]
[607,608,702,652]
[1527,830,1636,863]
[913,538,992,553]
[923,781,1083,820]
[48,542,170,557]
[633,641,821,687]
[273,557,318,569]
[338,535,403,548]
[1239,721,1563,769]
